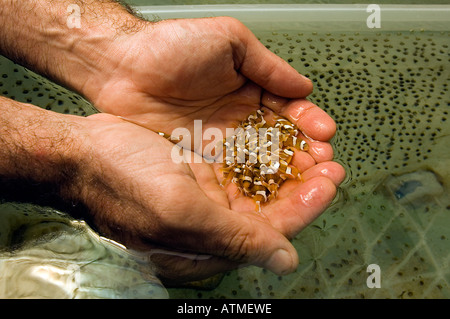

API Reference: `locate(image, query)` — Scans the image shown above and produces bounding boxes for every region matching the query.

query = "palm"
[90,14,344,234]
[84,114,343,281]
[197,152,342,240]
[105,82,264,153]
[87,18,312,145]
[79,17,345,281]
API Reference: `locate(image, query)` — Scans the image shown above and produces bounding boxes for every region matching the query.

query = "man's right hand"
[72,113,344,284]
[0,97,344,284]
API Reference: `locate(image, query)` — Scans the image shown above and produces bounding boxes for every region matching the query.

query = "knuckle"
[221,227,253,262]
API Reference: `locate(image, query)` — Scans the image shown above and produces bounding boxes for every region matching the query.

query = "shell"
[150,109,309,212]
[221,109,309,211]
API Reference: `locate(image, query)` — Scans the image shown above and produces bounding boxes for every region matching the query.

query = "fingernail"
[299,74,314,94]
[265,249,296,275]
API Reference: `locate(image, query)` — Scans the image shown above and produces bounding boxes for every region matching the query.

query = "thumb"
[234,212,300,275]
[158,182,299,275]
[233,21,313,98]
[146,206,299,282]
[196,203,300,275]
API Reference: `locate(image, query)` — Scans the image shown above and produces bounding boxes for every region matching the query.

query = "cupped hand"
[80,15,342,193]
[72,113,344,284]
[81,17,315,149]
[71,16,346,283]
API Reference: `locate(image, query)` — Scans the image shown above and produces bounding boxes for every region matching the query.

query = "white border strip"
[136,4,450,23]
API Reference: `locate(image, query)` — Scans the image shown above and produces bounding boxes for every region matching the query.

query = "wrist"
[72,18,151,105]
[0,97,87,202]
[58,3,149,101]
[0,0,147,100]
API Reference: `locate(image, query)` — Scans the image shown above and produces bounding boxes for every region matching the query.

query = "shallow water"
[0,26,449,299]
[168,29,450,298]
[0,203,168,298]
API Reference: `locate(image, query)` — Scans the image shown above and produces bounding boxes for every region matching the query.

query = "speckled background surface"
[0,2,448,298]
[129,0,450,4]
[167,27,450,298]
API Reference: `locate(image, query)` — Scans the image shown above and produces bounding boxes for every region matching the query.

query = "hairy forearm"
[0,0,144,96]
[0,96,83,190]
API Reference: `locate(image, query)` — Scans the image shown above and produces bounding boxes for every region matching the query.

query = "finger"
[305,140,335,163]
[229,18,313,98]
[262,92,336,142]
[207,207,299,275]
[157,178,299,276]
[290,149,316,172]
[288,140,335,171]
[294,131,335,163]
[276,161,345,198]
[222,162,343,238]
[261,108,335,163]
[301,161,346,187]
[263,161,345,204]
[263,176,337,239]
